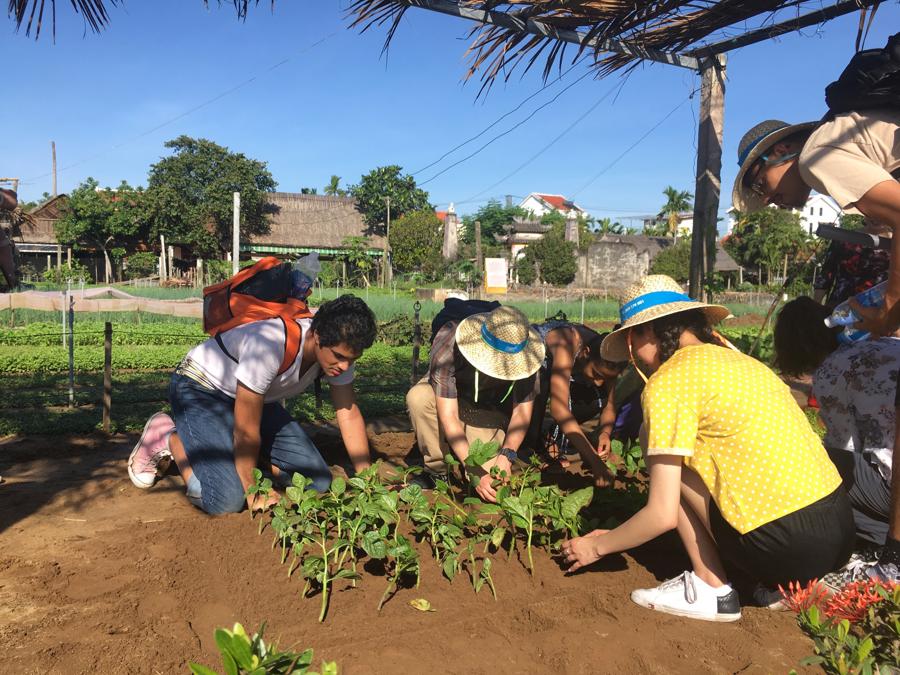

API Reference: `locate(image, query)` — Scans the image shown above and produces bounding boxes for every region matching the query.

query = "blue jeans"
[169,372,332,514]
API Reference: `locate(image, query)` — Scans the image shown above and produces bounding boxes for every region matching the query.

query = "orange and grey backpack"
[202,256,313,375]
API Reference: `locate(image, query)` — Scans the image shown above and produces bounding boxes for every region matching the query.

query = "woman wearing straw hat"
[406,305,544,502]
[560,275,854,622]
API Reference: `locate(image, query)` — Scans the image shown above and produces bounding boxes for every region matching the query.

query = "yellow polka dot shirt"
[643,344,842,534]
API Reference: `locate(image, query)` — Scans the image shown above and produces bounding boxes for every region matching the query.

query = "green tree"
[349,165,431,234]
[300,187,318,195]
[523,223,577,286]
[725,209,810,285]
[594,217,624,236]
[144,136,276,257]
[649,238,692,283]
[125,251,159,279]
[514,255,536,285]
[839,214,866,231]
[461,199,528,245]
[323,175,347,197]
[55,178,146,283]
[339,235,375,287]
[388,210,444,279]
[659,186,693,239]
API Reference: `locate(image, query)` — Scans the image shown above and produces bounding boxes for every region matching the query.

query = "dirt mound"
[0,433,813,674]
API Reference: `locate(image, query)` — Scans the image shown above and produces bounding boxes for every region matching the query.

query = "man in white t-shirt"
[127,295,377,514]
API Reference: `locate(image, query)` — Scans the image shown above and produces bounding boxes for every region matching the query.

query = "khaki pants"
[406,378,506,474]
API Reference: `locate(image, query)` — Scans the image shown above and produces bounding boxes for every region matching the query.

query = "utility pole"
[232,192,241,276]
[51,141,57,197]
[382,196,391,287]
[475,220,483,299]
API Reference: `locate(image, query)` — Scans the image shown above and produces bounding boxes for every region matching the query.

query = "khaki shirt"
[799,108,900,215]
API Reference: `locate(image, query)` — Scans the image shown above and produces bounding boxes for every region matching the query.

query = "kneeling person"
[127,295,377,514]
[407,305,544,502]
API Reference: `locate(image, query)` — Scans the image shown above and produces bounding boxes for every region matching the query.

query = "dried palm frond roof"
[347,0,880,94]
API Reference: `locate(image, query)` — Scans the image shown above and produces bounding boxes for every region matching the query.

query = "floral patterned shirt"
[812,338,900,481]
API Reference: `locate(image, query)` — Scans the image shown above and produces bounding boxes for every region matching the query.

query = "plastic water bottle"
[290,252,320,299]
[824,280,887,343]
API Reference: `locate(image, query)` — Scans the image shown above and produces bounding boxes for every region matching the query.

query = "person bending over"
[732,107,899,335]
[775,297,900,585]
[127,295,377,514]
[525,320,625,486]
[561,276,854,622]
[406,305,544,502]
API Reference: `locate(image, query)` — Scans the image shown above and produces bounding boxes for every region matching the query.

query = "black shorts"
[709,487,855,588]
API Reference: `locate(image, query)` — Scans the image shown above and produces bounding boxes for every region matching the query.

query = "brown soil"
[0,432,815,675]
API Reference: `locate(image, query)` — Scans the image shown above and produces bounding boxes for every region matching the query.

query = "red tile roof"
[536,194,567,210]
[435,210,448,222]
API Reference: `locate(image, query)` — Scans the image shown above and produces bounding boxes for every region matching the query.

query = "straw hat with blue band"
[731,118,818,213]
[600,275,732,363]
[456,305,545,382]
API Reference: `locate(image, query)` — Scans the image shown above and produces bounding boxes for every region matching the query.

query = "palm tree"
[324,175,346,197]
[659,186,693,240]
[594,217,624,236]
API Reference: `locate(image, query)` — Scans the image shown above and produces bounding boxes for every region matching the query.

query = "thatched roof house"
[17,195,68,253]
[243,193,386,258]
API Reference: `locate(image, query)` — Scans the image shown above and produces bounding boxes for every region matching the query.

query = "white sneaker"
[631,571,741,622]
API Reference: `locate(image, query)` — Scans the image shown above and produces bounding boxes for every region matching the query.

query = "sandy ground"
[0,431,816,675]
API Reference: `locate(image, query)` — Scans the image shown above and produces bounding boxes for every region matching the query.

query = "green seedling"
[607,438,645,477]
[246,468,274,533]
[189,622,338,675]
[463,538,497,600]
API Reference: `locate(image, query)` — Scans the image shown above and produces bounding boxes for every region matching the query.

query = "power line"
[570,87,698,198]
[21,31,339,185]
[459,77,626,204]
[411,58,587,176]
[417,66,597,187]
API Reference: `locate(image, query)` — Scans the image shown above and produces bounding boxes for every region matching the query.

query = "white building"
[725,193,841,235]
[798,193,841,235]
[518,193,588,220]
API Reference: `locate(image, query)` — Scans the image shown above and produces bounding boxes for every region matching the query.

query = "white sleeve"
[233,321,286,395]
[325,362,355,386]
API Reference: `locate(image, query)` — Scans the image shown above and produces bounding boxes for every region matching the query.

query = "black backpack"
[825,32,900,116]
[430,298,501,344]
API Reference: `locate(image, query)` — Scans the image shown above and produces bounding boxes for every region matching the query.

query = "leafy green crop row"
[250,440,596,621]
[0,321,206,346]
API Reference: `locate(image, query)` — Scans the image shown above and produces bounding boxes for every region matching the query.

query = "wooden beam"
[690,0,880,58]
[397,0,700,70]
[689,55,726,300]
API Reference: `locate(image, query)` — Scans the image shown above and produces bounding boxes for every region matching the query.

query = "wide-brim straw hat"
[601,275,732,362]
[456,305,545,381]
[731,119,819,213]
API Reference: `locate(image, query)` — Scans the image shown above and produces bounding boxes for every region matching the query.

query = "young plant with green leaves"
[189,622,337,675]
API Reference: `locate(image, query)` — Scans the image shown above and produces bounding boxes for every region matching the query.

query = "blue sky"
[3,1,899,228]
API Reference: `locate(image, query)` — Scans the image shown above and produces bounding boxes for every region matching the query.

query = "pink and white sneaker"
[128,412,175,489]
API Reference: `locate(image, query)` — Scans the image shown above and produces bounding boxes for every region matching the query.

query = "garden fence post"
[61,290,67,349]
[67,294,75,409]
[411,301,421,385]
[103,322,112,432]
[580,292,585,324]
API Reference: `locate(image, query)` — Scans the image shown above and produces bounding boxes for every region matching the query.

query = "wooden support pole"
[689,55,726,300]
[475,220,483,298]
[103,322,112,432]
[67,294,75,409]
[232,192,241,276]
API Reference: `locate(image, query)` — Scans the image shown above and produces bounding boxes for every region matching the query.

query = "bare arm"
[849,180,900,335]
[435,395,470,463]
[330,382,371,473]
[546,329,596,461]
[889,412,900,542]
[564,455,683,571]
[234,382,267,507]
[596,382,618,458]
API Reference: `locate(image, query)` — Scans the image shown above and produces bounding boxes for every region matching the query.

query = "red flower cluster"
[824,580,897,622]
[779,579,827,612]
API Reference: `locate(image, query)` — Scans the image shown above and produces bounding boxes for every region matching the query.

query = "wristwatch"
[500,447,518,463]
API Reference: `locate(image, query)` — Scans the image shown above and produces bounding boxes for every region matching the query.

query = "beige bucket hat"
[455,305,545,381]
[600,275,731,362]
[731,119,819,213]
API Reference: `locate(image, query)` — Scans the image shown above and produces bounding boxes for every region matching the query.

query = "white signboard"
[484,258,508,294]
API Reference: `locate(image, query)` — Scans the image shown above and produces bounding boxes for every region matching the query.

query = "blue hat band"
[481,322,527,354]
[737,124,788,167]
[620,290,694,322]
